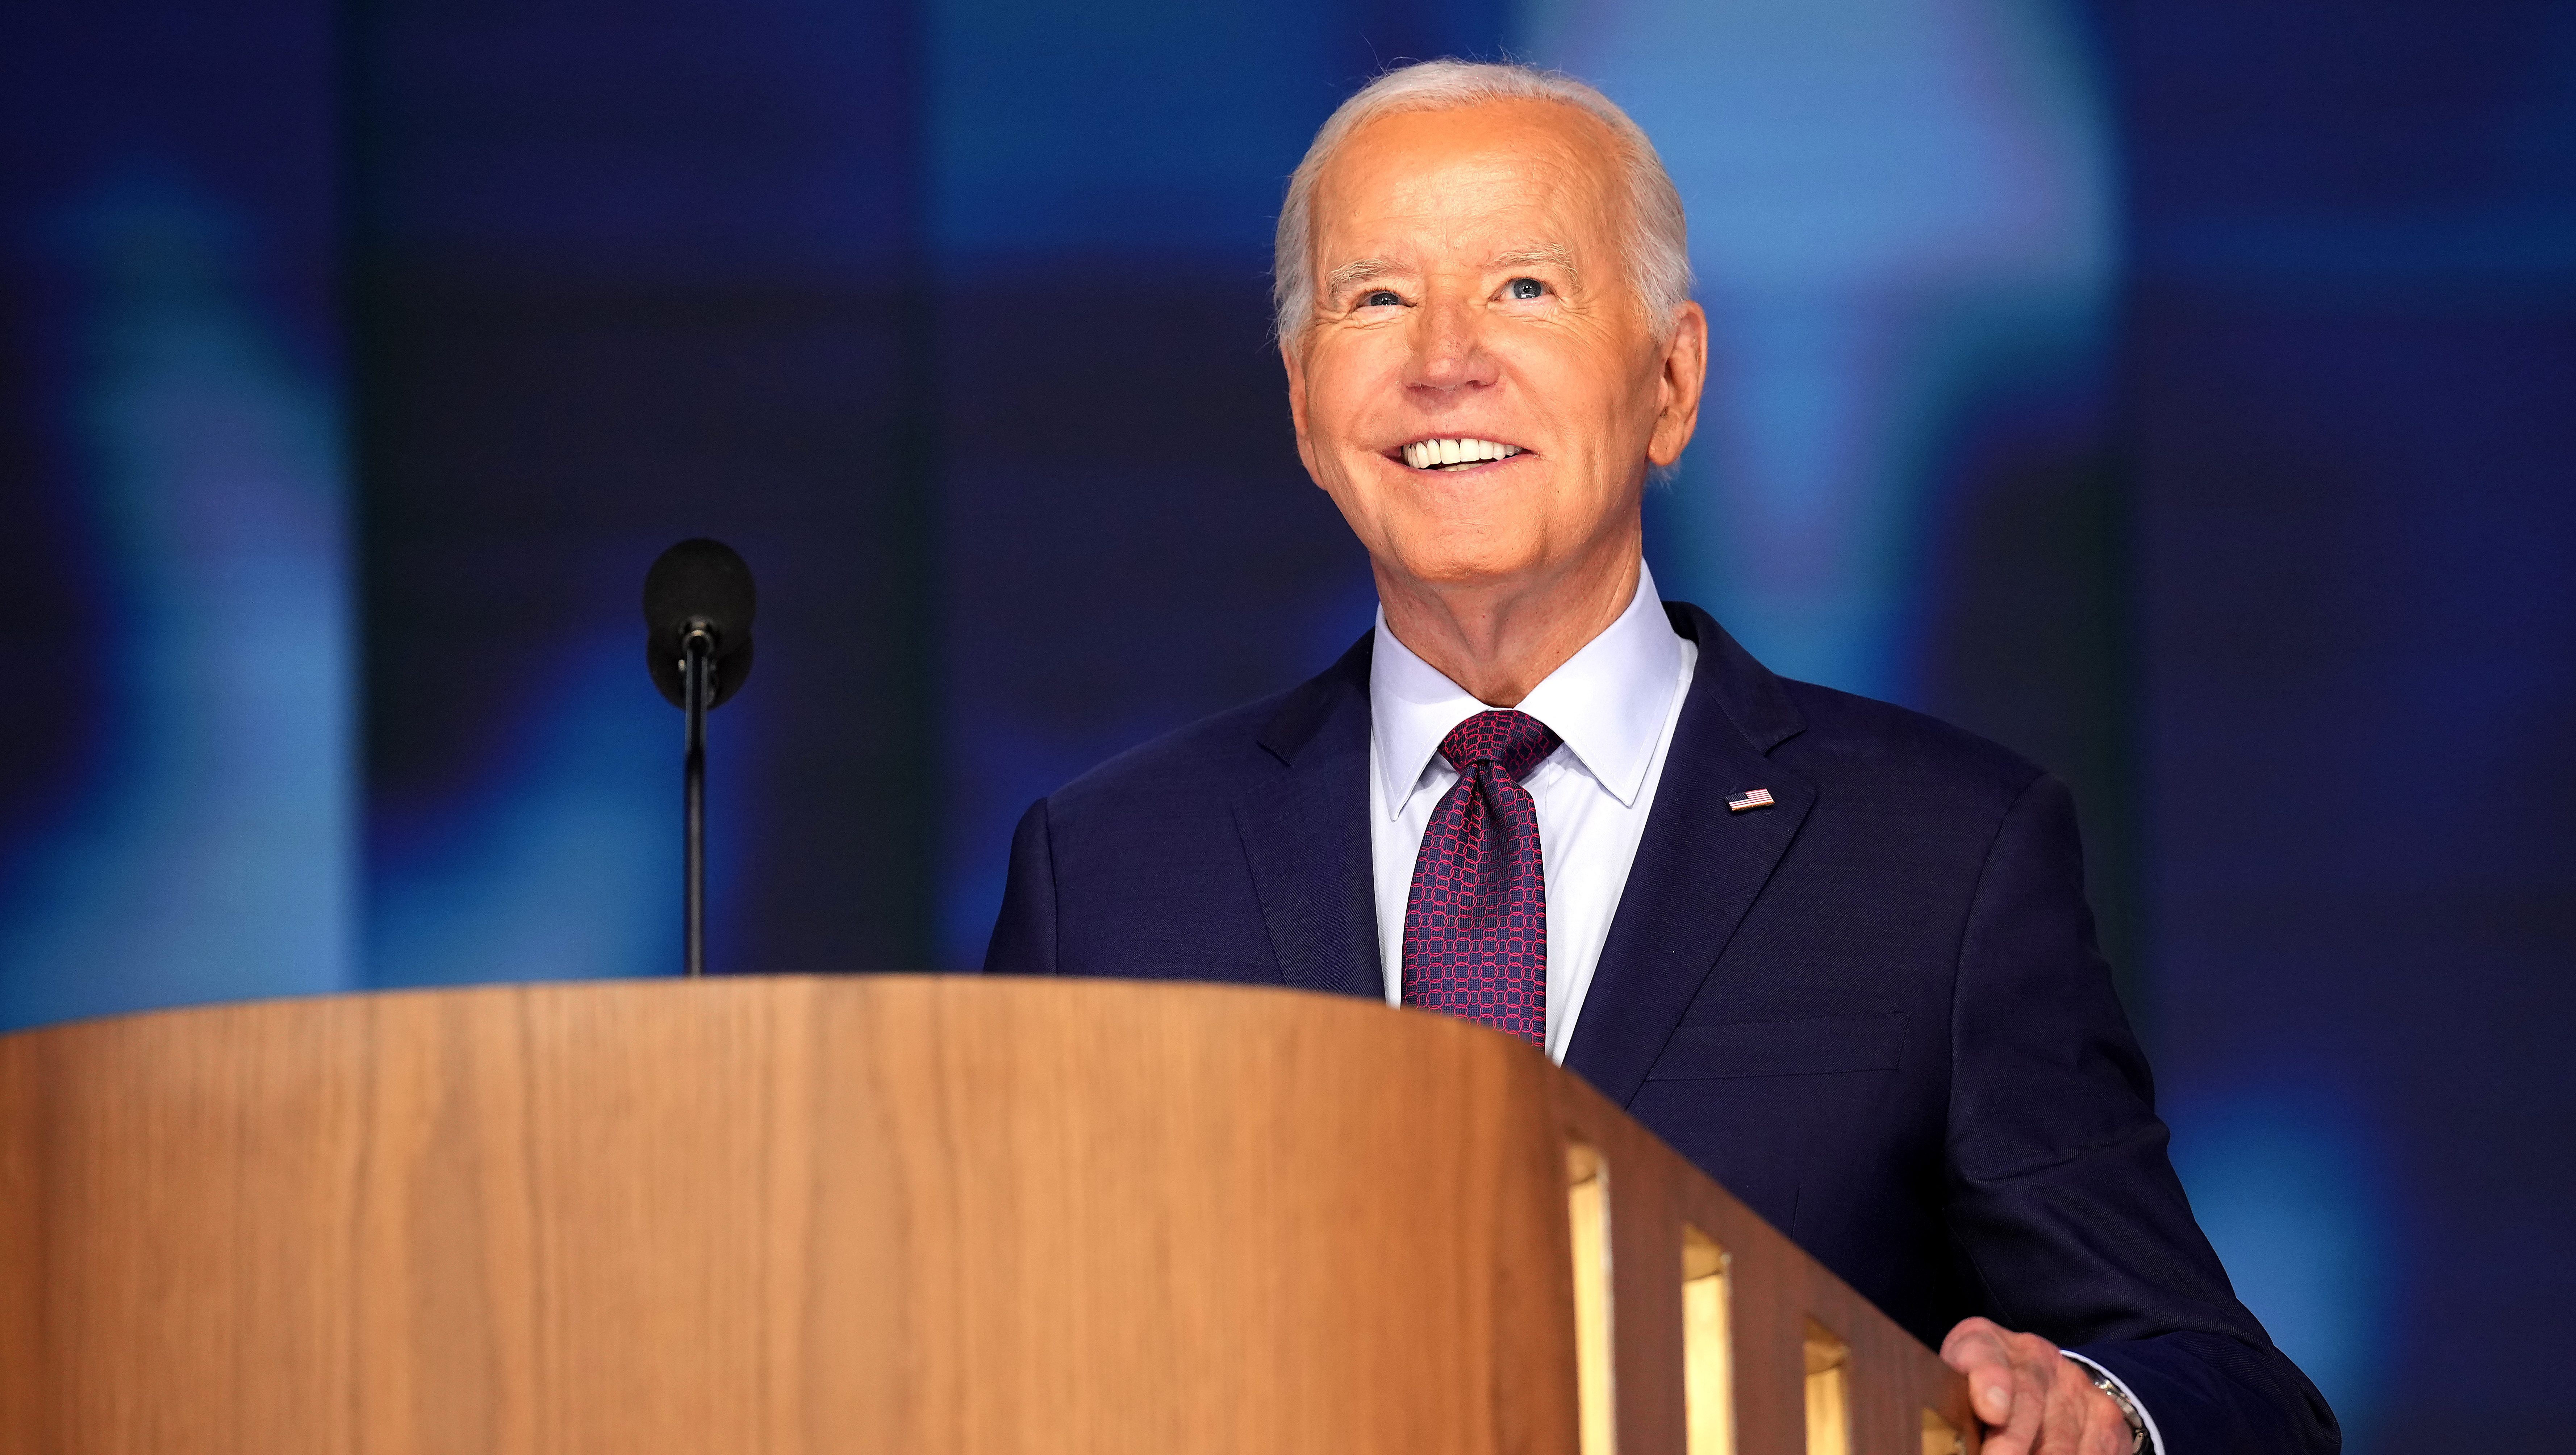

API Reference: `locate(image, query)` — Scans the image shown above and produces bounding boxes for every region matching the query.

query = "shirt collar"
[1370,561,1686,818]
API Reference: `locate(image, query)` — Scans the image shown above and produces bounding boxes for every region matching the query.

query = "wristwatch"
[2075,1360,2150,1455]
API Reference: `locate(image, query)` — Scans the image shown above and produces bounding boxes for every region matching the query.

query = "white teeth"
[1400,437,1527,469]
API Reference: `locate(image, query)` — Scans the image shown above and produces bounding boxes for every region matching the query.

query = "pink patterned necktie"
[1400,709,1562,1048]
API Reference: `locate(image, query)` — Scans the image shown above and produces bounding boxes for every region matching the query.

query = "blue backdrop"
[4,0,2570,1443]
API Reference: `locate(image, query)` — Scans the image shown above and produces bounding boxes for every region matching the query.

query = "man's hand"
[1940,1317,2136,1455]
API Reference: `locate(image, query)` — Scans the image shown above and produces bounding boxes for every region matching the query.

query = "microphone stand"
[681,622,714,978]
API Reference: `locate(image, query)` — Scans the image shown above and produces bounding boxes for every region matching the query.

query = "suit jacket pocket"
[1644,1013,1910,1081]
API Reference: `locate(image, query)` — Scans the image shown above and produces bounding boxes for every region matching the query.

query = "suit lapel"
[1233,634,1384,1000]
[1564,604,1815,1107]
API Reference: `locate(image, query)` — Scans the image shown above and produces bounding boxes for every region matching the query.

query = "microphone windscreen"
[644,538,756,644]
[643,539,757,708]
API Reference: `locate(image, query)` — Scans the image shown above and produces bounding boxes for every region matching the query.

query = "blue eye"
[1508,277,1544,300]
[1362,289,1401,308]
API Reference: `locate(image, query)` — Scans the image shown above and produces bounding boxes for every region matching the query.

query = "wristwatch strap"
[2076,1360,2149,1455]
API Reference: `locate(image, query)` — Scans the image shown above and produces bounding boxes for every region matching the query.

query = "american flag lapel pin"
[1726,788,1776,813]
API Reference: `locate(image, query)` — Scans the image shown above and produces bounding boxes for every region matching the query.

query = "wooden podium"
[0,976,1973,1454]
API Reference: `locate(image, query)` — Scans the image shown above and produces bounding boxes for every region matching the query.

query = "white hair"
[1273,59,1694,344]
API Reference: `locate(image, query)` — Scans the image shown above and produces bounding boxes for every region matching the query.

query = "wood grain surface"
[0,976,1972,1454]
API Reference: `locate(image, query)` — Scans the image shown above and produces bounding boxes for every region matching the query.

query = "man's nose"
[1404,297,1498,393]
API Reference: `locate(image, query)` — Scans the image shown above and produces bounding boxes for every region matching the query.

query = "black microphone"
[643,539,756,977]
[643,538,756,708]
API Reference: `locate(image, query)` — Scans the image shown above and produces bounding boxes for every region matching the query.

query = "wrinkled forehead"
[1307,101,1632,262]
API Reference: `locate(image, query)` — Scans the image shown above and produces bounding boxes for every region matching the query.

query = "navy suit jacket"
[986,602,2337,1453]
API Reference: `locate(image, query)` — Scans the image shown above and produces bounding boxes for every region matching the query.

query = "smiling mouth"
[1398,436,1526,471]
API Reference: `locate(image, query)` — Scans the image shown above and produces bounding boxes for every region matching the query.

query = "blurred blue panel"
[0,189,352,1028]
[931,1,1354,260]
[366,635,697,986]
[2117,4,2576,1444]
[0,0,348,1028]
[2166,1084,2391,1440]
[1516,0,2116,699]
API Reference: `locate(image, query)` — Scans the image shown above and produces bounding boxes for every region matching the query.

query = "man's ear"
[1646,300,1709,470]
[1282,335,1322,482]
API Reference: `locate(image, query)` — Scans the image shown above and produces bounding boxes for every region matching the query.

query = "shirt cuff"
[2061,1351,2165,1455]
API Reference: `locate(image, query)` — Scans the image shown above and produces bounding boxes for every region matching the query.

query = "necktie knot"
[1439,709,1560,783]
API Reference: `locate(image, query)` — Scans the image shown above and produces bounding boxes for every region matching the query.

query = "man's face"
[1285,100,1705,596]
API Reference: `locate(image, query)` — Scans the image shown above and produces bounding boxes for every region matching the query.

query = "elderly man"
[985,60,2334,1455]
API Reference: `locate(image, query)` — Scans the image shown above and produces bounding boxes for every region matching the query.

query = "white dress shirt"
[1369,561,1696,1064]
